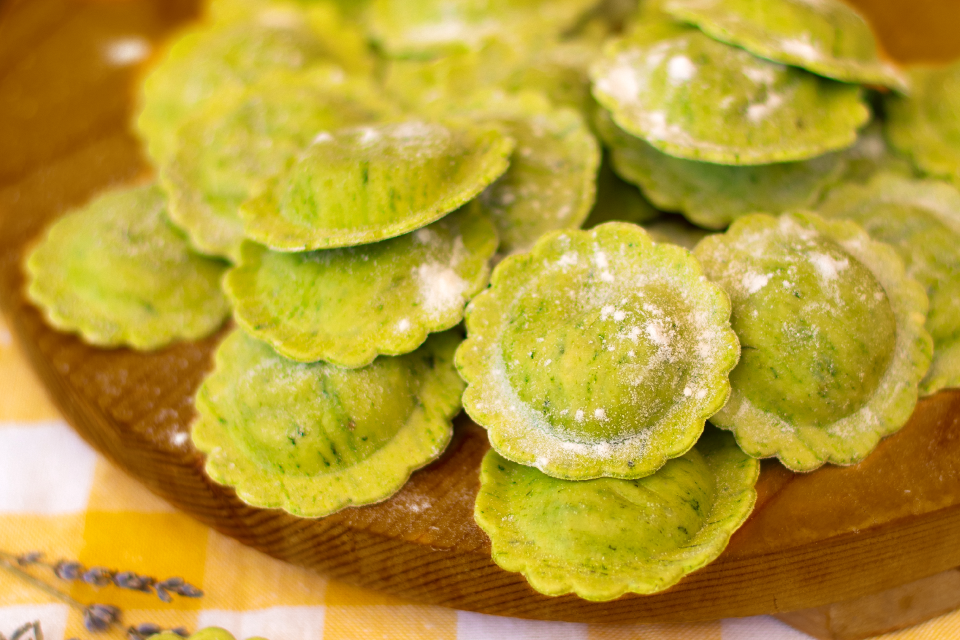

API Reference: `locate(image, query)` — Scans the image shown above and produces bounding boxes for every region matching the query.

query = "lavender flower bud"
[81,567,114,587]
[83,604,121,632]
[53,560,84,581]
[17,552,43,566]
[174,583,203,598]
[157,577,184,590]
[114,572,153,593]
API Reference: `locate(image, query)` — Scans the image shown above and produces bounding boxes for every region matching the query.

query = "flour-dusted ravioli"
[450,91,600,255]
[226,205,498,368]
[368,0,597,58]
[457,223,739,480]
[25,184,230,350]
[383,40,523,111]
[160,68,397,260]
[595,109,846,229]
[192,330,464,518]
[590,20,869,165]
[474,426,758,600]
[136,0,371,165]
[241,119,514,251]
[886,62,960,186]
[819,174,960,396]
[695,212,932,471]
[663,0,907,91]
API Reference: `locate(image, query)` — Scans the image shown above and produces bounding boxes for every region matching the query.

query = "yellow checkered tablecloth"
[1,313,959,640]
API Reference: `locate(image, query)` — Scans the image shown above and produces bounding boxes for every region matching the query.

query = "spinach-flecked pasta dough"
[663,0,907,90]
[240,119,515,251]
[225,204,498,368]
[819,174,960,395]
[589,19,869,165]
[192,330,464,518]
[457,222,739,481]
[694,212,932,471]
[474,426,758,600]
[26,183,230,350]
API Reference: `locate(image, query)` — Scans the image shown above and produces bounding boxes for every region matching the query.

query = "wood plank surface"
[2,0,960,631]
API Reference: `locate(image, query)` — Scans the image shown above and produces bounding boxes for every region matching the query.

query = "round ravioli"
[382,40,524,112]
[589,20,869,165]
[594,109,846,229]
[25,183,230,350]
[192,330,464,518]
[819,174,960,396]
[694,212,932,471]
[474,426,758,600]
[663,0,907,91]
[160,69,398,260]
[240,119,514,251]
[456,222,740,480]
[446,91,601,255]
[368,0,597,58]
[886,62,960,186]
[225,205,498,368]
[136,1,372,165]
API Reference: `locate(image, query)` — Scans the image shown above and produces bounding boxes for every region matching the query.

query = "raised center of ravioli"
[512,449,715,561]
[277,120,461,230]
[231,356,417,476]
[499,257,695,444]
[731,235,897,427]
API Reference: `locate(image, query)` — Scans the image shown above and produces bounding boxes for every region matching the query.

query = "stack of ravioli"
[22,0,960,603]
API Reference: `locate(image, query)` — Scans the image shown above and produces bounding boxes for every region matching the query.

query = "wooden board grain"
[3,0,960,629]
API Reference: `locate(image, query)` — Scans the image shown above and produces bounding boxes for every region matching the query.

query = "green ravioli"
[475,426,758,600]
[225,205,498,368]
[240,119,514,251]
[663,0,907,91]
[595,109,846,229]
[819,174,960,396]
[368,0,597,58]
[590,19,869,165]
[25,183,230,350]
[695,212,932,471]
[457,222,739,481]
[886,62,960,186]
[160,68,398,260]
[192,330,464,518]
[450,91,601,255]
[136,0,372,165]
[383,40,524,111]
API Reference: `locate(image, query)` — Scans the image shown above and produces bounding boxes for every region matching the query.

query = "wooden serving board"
[3,0,960,636]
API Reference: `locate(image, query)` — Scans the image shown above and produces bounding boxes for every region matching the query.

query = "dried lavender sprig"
[0,558,121,634]
[0,556,86,610]
[1,549,203,603]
